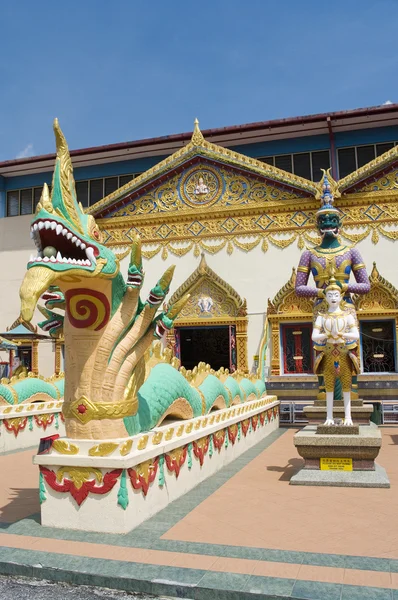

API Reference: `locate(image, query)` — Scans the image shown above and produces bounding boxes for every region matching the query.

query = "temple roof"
[88,120,318,219]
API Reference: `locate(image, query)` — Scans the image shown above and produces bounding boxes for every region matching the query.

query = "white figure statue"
[312,278,360,426]
[194,177,209,195]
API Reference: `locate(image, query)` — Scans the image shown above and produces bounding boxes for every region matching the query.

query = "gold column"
[55,339,63,375]
[236,318,248,373]
[32,340,39,376]
[271,322,280,375]
[9,349,15,377]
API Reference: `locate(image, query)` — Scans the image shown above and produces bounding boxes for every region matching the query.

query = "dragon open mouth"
[148,291,163,305]
[40,319,62,332]
[30,219,98,267]
[127,273,143,287]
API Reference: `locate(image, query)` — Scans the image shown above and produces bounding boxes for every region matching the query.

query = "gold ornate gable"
[354,262,398,315]
[166,254,249,372]
[268,268,313,316]
[89,120,322,259]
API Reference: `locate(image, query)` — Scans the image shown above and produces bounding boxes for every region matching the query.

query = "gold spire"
[191,118,204,145]
[198,252,207,274]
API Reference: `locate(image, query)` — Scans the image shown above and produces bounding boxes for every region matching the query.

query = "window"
[75,181,89,208]
[258,150,330,181]
[338,148,356,179]
[293,153,311,180]
[275,154,293,173]
[281,323,313,374]
[360,320,396,373]
[338,141,398,178]
[5,173,139,216]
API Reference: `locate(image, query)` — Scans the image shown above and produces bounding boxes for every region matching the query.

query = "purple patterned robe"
[295,245,370,299]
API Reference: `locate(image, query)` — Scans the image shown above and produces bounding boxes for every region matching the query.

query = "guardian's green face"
[317,212,341,238]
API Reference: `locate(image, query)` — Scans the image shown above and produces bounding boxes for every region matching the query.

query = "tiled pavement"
[0,427,397,599]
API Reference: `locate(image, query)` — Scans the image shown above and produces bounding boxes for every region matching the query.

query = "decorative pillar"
[55,339,63,375]
[236,318,248,373]
[271,322,280,375]
[9,349,15,378]
[32,340,39,376]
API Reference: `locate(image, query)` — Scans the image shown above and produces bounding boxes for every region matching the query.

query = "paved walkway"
[0,428,397,599]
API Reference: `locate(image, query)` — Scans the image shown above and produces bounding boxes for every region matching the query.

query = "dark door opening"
[361,320,396,372]
[179,326,230,371]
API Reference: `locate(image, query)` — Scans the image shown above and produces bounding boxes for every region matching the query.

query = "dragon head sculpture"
[20,119,119,322]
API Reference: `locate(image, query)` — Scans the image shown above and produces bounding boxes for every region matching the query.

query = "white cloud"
[16,143,34,159]
[383,100,393,105]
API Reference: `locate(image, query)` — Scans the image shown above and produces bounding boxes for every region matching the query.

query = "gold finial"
[198,252,207,274]
[191,118,204,145]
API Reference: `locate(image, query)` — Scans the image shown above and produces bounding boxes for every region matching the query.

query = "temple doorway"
[177,325,236,371]
[281,323,313,374]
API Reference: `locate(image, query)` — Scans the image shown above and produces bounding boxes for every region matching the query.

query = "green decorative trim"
[238,421,241,441]
[209,434,214,457]
[249,420,253,434]
[224,428,229,449]
[54,413,59,430]
[158,455,165,487]
[187,442,193,469]
[117,470,129,510]
[39,471,46,504]
[28,416,33,432]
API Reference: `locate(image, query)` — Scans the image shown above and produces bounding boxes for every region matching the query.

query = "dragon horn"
[130,236,142,269]
[158,265,175,291]
[167,294,190,319]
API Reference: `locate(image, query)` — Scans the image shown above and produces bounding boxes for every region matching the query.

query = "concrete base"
[34,397,279,533]
[304,404,373,425]
[290,462,390,488]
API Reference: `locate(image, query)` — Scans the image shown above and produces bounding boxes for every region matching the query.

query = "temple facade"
[1,106,398,420]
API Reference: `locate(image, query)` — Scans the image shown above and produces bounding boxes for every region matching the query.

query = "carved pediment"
[268,268,313,316]
[89,120,316,220]
[354,262,398,312]
[168,254,246,320]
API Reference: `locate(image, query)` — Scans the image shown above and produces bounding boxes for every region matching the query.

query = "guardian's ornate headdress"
[316,169,341,217]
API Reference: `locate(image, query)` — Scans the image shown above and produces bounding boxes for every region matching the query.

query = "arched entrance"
[166,255,248,372]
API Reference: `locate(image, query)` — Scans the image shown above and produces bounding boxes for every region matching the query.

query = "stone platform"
[290,462,390,488]
[291,423,390,487]
[304,399,373,425]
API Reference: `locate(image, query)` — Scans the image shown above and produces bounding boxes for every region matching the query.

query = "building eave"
[2,104,398,178]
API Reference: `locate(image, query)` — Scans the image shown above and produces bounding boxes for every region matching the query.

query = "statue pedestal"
[290,423,390,488]
[304,399,373,425]
[33,396,279,534]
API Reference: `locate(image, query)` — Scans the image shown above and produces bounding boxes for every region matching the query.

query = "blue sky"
[1,0,398,161]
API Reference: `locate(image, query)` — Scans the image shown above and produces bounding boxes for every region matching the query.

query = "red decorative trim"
[128,458,159,496]
[40,466,122,506]
[193,436,210,466]
[267,408,273,422]
[241,418,250,437]
[165,447,187,478]
[251,415,259,431]
[228,423,238,444]
[3,417,28,437]
[34,413,55,431]
[273,406,279,418]
[60,412,65,422]
[212,429,226,452]
[259,411,266,426]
